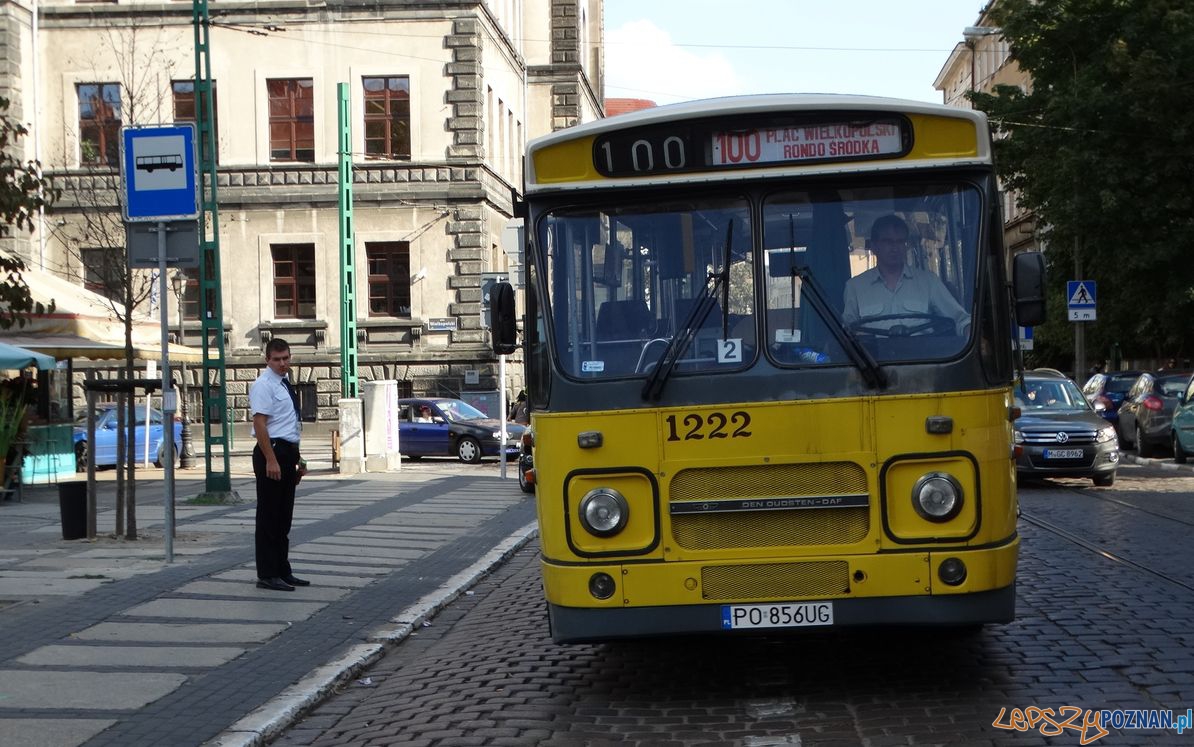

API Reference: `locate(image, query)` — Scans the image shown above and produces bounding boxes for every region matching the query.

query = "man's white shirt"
[842,265,971,335]
[249,368,302,442]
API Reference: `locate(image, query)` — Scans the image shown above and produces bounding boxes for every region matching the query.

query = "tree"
[972,0,1194,367]
[0,96,57,328]
[50,21,179,539]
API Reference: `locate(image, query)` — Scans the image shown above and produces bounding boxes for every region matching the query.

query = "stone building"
[933,0,1038,257]
[0,0,604,421]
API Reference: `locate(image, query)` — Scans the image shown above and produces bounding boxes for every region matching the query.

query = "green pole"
[193,0,231,493]
[337,83,359,399]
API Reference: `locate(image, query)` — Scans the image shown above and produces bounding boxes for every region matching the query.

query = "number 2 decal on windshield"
[717,338,743,363]
[665,411,752,441]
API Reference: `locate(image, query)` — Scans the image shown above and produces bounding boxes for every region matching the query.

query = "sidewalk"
[0,456,537,747]
[1120,450,1194,472]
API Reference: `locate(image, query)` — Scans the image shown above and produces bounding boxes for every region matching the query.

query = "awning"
[0,265,203,363]
[0,334,202,363]
[0,340,57,369]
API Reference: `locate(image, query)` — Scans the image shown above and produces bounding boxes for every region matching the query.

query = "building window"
[268,79,315,162]
[173,80,218,164]
[362,76,410,160]
[174,268,201,321]
[366,241,411,317]
[272,243,316,318]
[80,247,121,302]
[78,83,121,167]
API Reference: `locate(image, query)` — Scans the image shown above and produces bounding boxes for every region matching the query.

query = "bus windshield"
[539,181,981,381]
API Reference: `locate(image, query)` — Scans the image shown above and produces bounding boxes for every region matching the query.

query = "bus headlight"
[579,488,629,537]
[911,473,963,522]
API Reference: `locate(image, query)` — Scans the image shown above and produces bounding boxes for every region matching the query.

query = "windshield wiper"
[790,264,887,390]
[642,220,732,401]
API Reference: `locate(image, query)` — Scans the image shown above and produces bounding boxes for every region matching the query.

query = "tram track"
[1068,486,1194,528]
[1019,509,1194,596]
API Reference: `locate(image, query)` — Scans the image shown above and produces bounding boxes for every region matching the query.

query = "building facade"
[933,0,1038,257]
[0,0,603,421]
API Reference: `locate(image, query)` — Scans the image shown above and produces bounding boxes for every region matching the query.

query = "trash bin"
[58,481,87,540]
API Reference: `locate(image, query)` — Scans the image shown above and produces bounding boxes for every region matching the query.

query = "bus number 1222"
[665,411,752,441]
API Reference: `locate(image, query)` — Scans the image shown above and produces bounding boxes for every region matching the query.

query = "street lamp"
[962,26,1000,94]
[170,271,195,468]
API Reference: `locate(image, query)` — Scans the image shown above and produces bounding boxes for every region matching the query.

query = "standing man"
[250,338,309,591]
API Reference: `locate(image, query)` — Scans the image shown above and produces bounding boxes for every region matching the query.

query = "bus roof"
[525,93,992,192]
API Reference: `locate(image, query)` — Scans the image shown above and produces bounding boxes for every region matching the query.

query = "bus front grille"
[702,561,850,600]
[669,462,870,550]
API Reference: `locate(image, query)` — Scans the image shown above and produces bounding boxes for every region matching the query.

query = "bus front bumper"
[543,539,1018,643]
[548,584,1015,643]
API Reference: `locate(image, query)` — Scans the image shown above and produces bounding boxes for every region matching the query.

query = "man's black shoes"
[257,577,295,592]
[282,574,310,587]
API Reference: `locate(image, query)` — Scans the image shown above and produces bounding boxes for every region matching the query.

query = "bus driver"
[842,214,971,336]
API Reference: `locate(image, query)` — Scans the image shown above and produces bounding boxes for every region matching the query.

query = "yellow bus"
[490,94,1046,643]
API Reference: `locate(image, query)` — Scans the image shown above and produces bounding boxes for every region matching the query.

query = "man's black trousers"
[254,440,299,579]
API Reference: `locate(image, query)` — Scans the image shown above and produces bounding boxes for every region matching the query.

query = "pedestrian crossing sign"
[1067,280,1096,321]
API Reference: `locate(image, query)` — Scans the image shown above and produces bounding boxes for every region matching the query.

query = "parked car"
[1081,370,1143,430]
[1117,371,1192,457]
[396,398,525,464]
[73,404,183,471]
[1015,370,1120,486]
[1170,374,1194,463]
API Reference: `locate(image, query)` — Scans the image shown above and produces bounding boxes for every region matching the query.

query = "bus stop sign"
[121,124,199,222]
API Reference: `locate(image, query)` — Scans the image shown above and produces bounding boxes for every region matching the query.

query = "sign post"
[480,272,510,479]
[121,124,200,564]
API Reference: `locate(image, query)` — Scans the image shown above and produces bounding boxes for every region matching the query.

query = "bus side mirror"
[1012,251,1046,328]
[489,281,518,355]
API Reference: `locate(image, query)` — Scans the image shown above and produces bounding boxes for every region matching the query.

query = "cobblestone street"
[277,464,1194,747]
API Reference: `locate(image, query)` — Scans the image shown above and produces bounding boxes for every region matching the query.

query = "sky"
[603,0,988,105]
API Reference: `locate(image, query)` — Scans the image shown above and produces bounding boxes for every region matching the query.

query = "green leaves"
[0,97,57,330]
[976,0,1194,363]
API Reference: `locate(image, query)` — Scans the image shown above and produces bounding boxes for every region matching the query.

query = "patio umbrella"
[0,341,57,370]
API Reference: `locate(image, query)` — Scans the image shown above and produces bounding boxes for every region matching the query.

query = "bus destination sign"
[711,121,904,166]
[593,115,909,178]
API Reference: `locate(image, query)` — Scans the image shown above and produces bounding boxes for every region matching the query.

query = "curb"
[1119,452,1194,472]
[206,521,540,747]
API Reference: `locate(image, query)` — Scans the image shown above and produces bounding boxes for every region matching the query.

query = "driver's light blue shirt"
[842,265,971,334]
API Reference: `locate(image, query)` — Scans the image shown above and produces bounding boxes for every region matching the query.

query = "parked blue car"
[397,397,525,464]
[73,404,183,471]
[1081,370,1142,431]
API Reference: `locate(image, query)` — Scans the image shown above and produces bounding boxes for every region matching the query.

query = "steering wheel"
[847,313,956,337]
